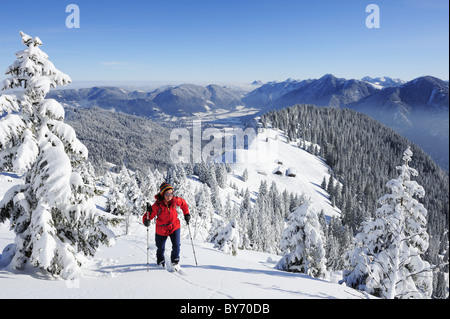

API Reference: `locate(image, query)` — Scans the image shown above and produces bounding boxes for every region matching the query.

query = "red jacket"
[142,196,189,236]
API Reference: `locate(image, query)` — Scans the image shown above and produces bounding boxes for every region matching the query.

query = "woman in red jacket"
[143,182,190,267]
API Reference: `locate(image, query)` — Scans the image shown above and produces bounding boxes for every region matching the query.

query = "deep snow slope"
[0,172,367,300]
[0,221,368,299]
[216,128,340,220]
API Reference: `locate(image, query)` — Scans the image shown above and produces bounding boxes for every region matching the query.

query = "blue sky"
[0,0,448,84]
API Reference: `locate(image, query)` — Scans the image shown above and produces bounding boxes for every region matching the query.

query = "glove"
[143,203,152,227]
[184,214,191,225]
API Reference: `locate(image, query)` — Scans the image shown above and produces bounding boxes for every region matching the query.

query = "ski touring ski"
[169,263,187,276]
[147,260,187,275]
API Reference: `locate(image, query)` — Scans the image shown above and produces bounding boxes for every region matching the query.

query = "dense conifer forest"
[260,104,449,271]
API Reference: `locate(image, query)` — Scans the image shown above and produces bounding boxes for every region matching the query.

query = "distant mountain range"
[349,76,449,170]
[49,83,243,117]
[244,74,381,109]
[48,74,449,170]
[150,84,242,114]
[361,76,406,88]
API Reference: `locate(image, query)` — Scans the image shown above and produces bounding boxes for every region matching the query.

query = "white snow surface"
[215,128,340,220]
[0,171,368,299]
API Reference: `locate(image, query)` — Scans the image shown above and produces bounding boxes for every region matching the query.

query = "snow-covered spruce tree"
[106,166,144,235]
[0,32,115,279]
[276,200,327,279]
[238,188,252,250]
[215,163,228,189]
[170,170,197,239]
[214,218,240,256]
[326,216,353,271]
[343,147,432,299]
[140,167,163,201]
[192,184,215,241]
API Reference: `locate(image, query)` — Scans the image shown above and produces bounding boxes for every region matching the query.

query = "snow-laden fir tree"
[343,147,432,299]
[238,188,252,249]
[276,200,327,279]
[169,170,197,239]
[215,164,228,189]
[106,166,145,235]
[214,218,240,256]
[326,216,353,271]
[241,168,248,182]
[0,32,115,280]
[140,167,163,202]
[192,184,215,241]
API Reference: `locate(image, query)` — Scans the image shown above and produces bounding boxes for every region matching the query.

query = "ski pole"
[146,211,150,272]
[187,223,198,266]
[146,225,149,272]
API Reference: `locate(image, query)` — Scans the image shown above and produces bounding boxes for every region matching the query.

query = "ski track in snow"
[112,227,236,299]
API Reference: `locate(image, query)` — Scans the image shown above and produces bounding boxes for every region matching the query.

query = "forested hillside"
[65,107,176,173]
[260,104,449,270]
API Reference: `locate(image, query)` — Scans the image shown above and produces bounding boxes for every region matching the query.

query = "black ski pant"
[155,228,181,264]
